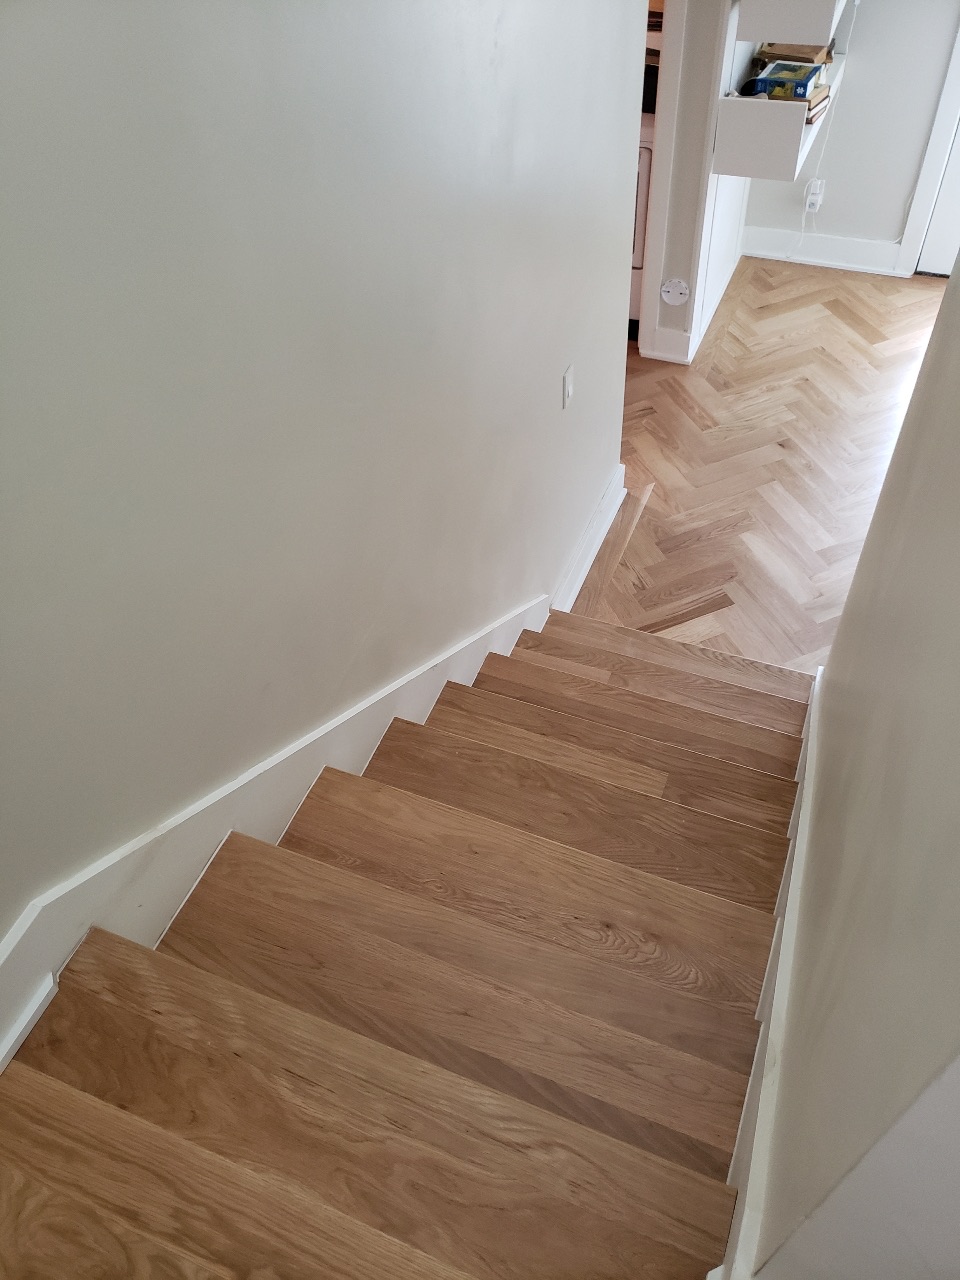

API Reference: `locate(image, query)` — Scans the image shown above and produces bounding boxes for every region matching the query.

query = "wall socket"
[805,179,825,214]
[562,365,574,409]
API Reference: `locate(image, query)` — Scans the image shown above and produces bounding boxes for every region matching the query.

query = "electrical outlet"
[562,365,574,409]
[805,179,825,214]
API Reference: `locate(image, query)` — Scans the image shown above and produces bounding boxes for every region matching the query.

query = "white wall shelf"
[737,0,848,47]
[714,55,846,181]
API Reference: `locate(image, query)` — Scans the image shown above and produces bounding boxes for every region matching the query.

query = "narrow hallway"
[579,259,945,671]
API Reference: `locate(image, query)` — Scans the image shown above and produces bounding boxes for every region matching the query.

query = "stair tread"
[0,1059,477,1280]
[0,1157,234,1280]
[284,767,770,1055]
[30,931,742,1269]
[365,719,788,912]
[21,979,720,1280]
[61,926,735,1270]
[476,651,801,778]
[160,834,750,1161]
[429,681,796,834]
[513,629,808,735]
[547,609,814,701]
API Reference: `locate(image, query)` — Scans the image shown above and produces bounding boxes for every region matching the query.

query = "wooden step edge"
[509,634,807,737]
[570,484,654,617]
[369,717,791,856]
[544,610,814,702]
[436,678,801,788]
[295,766,779,941]
[474,652,803,779]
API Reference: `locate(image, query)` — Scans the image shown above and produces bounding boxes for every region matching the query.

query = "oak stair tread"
[283,767,771,1058]
[546,609,814,702]
[365,717,788,912]
[160,834,751,1163]
[428,681,797,834]
[476,650,802,779]
[513,628,808,735]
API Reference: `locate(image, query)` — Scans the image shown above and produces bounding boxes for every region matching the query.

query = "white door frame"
[895,15,960,275]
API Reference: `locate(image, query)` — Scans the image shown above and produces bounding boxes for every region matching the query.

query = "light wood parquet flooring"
[591,259,945,672]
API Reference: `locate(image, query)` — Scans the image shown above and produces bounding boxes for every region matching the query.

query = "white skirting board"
[552,464,627,611]
[742,226,909,278]
[710,664,826,1280]
[0,591,552,1073]
[639,325,698,366]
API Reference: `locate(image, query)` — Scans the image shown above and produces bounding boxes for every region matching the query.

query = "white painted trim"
[896,17,960,277]
[743,226,906,277]
[0,592,550,1072]
[552,464,627,611]
[639,324,697,365]
[717,665,826,1280]
[638,0,689,359]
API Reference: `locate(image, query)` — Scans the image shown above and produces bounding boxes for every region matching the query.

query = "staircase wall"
[751,253,960,1263]
[0,4,643,984]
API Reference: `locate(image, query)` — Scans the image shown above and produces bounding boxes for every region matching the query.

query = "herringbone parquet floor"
[589,258,945,673]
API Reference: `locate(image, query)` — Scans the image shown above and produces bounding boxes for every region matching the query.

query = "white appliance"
[629,115,656,322]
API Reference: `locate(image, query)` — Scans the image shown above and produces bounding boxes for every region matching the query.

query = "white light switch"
[562,365,574,409]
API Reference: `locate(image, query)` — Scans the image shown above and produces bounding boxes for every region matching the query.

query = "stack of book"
[806,82,831,126]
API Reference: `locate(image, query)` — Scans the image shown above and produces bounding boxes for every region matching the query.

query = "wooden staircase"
[0,609,812,1279]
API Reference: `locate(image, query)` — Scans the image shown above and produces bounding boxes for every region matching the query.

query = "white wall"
[0,0,645,940]
[746,0,960,267]
[759,1053,960,1280]
[643,0,749,362]
[751,261,960,1263]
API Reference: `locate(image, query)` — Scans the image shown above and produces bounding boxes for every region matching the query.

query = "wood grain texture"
[547,610,814,701]
[284,767,765,1071]
[21,983,716,1280]
[604,260,945,671]
[475,651,802,778]
[0,1061,478,1280]
[513,629,808,735]
[572,484,654,615]
[366,719,788,911]
[160,835,750,1154]
[65,929,735,1265]
[0,1160,233,1280]
[428,682,797,834]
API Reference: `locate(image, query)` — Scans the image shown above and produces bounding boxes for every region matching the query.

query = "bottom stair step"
[11,928,737,1278]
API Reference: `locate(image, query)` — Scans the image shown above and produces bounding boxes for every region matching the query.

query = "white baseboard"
[0,593,549,1073]
[552,464,627,611]
[638,325,697,365]
[743,226,908,278]
[717,665,826,1280]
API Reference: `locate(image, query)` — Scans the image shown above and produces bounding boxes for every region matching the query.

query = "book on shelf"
[806,100,830,126]
[807,83,831,110]
[754,61,824,101]
[755,41,834,68]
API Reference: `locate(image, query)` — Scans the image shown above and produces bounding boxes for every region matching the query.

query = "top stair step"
[513,626,808,737]
[544,611,814,702]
